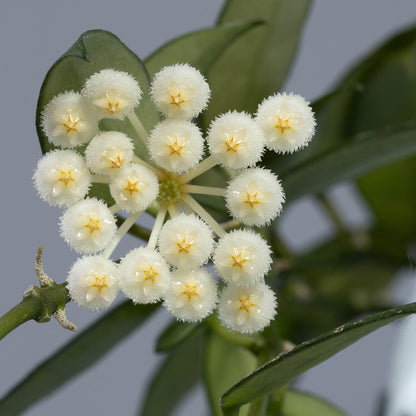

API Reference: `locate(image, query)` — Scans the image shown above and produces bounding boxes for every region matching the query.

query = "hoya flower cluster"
[34,63,315,334]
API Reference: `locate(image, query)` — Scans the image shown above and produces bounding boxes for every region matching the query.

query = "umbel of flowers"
[34,64,315,334]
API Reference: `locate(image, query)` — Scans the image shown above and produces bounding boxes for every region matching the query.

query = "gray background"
[1,1,415,415]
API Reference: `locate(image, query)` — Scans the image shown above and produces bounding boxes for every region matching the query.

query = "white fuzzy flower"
[218,282,277,334]
[119,247,170,304]
[151,64,210,119]
[41,91,99,148]
[148,119,203,173]
[213,230,272,286]
[164,268,218,322]
[207,111,265,169]
[225,168,285,226]
[67,256,119,310]
[158,214,214,269]
[82,69,142,120]
[60,198,117,253]
[33,150,91,207]
[256,93,316,154]
[110,164,159,212]
[85,131,134,176]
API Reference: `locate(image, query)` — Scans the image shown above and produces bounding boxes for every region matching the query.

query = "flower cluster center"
[158,176,182,206]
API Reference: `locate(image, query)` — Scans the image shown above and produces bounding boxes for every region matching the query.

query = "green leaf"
[281,123,416,202]
[139,329,204,416]
[205,0,311,123]
[204,332,257,416]
[282,390,348,416]
[155,319,200,352]
[358,157,416,240]
[0,301,158,416]
[36,29,159,203]
[221,301,416,410]
[145,20,263,77]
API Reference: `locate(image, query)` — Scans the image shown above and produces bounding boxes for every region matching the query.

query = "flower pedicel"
[34,63,316,334]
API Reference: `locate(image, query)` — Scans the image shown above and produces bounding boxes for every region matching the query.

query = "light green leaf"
[36,29,159,203]
[206,0,311,123]
[282,123,416,202]
[204,332,257,416]
[221,301,416,410]
[155,319,200,352]
[145,20,263,77]
[139,329,204,416]
[0,302,158,416]
[282,390,348,416]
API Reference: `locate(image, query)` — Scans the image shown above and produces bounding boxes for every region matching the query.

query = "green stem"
[0,297,42,340]
[0,283,70,341]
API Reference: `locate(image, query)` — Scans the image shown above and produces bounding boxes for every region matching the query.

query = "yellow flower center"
[168,138,185,156]
[170,92,186,108]
[104,90,122,113]
[57,169,75,186]
[123,179,140,196]
[84,217,101,234]
[244,192,261,208]
[238,296,255,313]
[108,153,123,169]
[90,274,108,292]
[274,114,293,134]
[142,266,159,282]
[62,113,80,133]
[224,134,242,153]
[176,236,194,254]
[231,250,249,269]
[182,283,199,300]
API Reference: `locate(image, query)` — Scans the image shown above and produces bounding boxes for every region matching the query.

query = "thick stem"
[0,297,42,340]
[178,156,218,183]
[182,184,225,196]
[0,283,70,341]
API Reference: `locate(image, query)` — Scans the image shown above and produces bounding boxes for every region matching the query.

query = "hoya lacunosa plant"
[34,64,315,334]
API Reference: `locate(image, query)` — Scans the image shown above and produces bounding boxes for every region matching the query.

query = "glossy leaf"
[139,329,204,416]
[0,302,158,415]
[282,390,348,416]
[206,0,311,123]
[155,319,200,352]
[204,332,256,416]
[281,123,416,202]
[221,301,416,410]
[145,20,262,77]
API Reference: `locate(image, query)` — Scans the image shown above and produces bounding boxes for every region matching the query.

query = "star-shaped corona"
[35,64,315,333]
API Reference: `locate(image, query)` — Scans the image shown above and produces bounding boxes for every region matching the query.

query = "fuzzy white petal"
[41,91,99,148]
[33,150,91,207]
[225,168,285,226]
[82,69,142,120]
[158,213,214,269]
[67,256,119,310]
[119,247,170,304]
[60,198,117,253]
[256,92,316,154]
[164,268,218,322]
[218,282,277,334]
[110,164,159,212]
[207,111,265,169]
[85,131,134,176]
[213,230,272,286]
[151,64,210,119]
[149,119,203,173]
